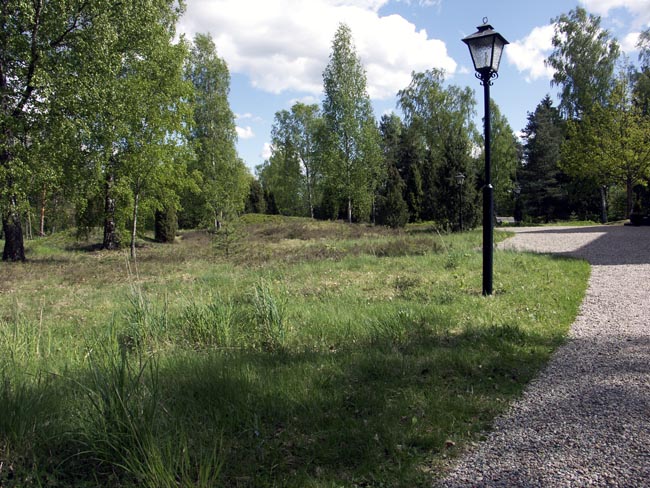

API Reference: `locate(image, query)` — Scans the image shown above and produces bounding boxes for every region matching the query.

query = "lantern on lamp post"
[462,19,508,296]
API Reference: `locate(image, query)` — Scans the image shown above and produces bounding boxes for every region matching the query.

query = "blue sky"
[177,0,650,173]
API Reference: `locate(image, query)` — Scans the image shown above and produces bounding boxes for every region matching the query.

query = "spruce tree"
[519,96,569,221]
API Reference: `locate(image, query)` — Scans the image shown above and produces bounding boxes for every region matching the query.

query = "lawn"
[0,216,590,487]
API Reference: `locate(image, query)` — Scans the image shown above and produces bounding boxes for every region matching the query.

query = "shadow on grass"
[1,323,563,487]
[139,326,560,487]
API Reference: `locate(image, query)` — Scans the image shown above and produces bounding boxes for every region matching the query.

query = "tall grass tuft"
[0,301,50,362]
[121,286,158,351]
[0,368,59,453]
[76,344,223,486]
[76,343,160,472]
[251,281,288,352]
[179,296,238,348]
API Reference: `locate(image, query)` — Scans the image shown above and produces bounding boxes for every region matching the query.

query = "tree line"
[255,8,650,230]
[256,24,519,230]
[3,4,649,263]
[1,1,250,261]
[521,8,650,224]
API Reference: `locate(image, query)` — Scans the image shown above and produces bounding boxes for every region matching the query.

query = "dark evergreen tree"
[519,96,570,221]
[155,207,178,243]
[376,165,408,228]
[397,124,426,221]
[376,115,408,228]
[397,70,479,228]
[264,189,279,215]
[245,179,267,214]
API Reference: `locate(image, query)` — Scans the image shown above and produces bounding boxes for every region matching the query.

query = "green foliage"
[546,6,620,119]
[486,100,521,215]
[634,29,650,115]
[398,69,480,228]
[322,23,383,223]
[260,102,325,218]
[561,76,650,215]
[377,115,409,228]
[397,124,427,221]
[376,165,409,228]
[185,33,249,227]
[519,96,571,221]
[212,218,245,258]
[245,178,267,214]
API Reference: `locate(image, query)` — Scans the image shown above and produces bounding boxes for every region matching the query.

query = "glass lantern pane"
[491,37,506,72]
[469,36,494,71]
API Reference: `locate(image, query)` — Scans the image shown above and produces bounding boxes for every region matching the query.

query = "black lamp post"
[462,19,508,296]
[455,172,466,231]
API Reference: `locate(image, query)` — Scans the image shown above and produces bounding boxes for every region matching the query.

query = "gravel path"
[437,224,650,487]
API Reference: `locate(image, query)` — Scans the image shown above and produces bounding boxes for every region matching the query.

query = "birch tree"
[322,23,381,223]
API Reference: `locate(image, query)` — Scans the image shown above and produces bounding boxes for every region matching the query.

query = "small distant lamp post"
[455,172,466,231]
[513,183,522,224]
[462,18,509,296]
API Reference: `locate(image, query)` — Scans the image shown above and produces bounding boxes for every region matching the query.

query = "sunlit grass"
[0,218,589,486]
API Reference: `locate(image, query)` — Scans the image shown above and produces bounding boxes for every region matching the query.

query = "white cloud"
[506,24,556,82]
[621,31,641,52]
[396,0,442,8]
[179,0,456,100]
[580,0,650,25]
[235,112,263,122]
[261,142,273,160]
[287,95,321,107]
[236,126,255,139]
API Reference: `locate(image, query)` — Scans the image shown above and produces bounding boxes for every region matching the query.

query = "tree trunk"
[600,185,608,224]
[1,126,26,261]
[103,171,119,250]
[2,204,26,262]
[372,195,376,225]
[306,169,314,219]
[347,197,352,223]
[130,193,139,260]
[26,210,33,240]
[214,210,222,231]
[39,186,46,236]
[626,176,633,217]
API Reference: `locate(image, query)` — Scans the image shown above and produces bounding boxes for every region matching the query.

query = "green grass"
[0,217,590,487]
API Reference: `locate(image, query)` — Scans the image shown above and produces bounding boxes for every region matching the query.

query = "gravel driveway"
[437,224,650,487]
